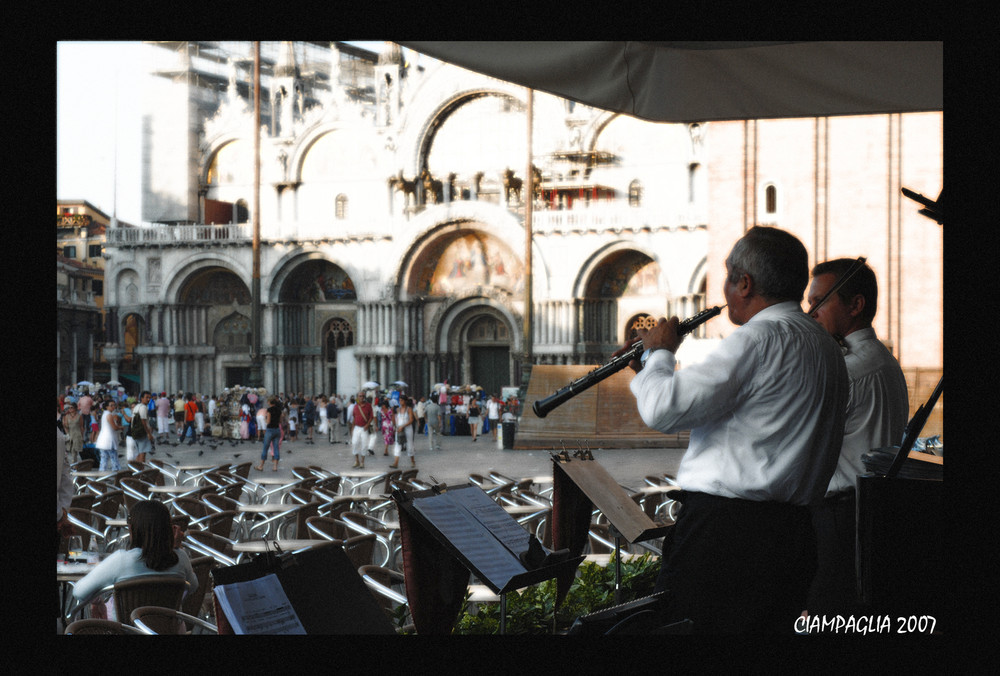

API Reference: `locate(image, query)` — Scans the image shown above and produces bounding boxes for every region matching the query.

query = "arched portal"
[322,316,355,397]
[175,266,252,392]
[579,249,662,363]
[439,303,516,395]
[275,258,358,394]
[120,313,144,394]
[465,313,512,396]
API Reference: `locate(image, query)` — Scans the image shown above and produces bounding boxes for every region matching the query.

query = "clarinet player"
[616,226,849,633]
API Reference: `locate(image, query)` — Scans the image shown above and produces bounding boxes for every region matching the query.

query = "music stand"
[393,483,582,634]
[550,451,672,604]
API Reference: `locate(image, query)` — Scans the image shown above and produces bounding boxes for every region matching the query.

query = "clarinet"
[531,305,724,418]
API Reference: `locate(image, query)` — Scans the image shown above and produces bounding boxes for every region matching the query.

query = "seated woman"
[71,499,198,605]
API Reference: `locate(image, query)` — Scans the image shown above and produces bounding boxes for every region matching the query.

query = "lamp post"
[249,41,263,388]
[520,87,534,392]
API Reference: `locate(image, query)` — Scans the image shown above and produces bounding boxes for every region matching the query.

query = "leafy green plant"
[452,552,660,635]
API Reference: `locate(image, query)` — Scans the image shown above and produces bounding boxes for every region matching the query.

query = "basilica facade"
[100,42,942,408]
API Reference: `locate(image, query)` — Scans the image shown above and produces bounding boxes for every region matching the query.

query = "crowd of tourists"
[57,382,521,474]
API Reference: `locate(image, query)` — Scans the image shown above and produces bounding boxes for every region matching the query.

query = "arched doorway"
[580,249,661,363]
[213,311,251,387]
[120,313,144,395]
[465,313,511,396]
[276,258,358,394]
[322,317,355,396]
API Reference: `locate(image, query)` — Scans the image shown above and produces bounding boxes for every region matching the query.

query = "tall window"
[628,180,643,207]
[765,184,777,214]
[325,318,354,355]
[335,194,348,220]
[234,199,249,224]
[688,163,701,204]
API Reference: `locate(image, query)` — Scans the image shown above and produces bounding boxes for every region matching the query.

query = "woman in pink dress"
[379,402,396,457]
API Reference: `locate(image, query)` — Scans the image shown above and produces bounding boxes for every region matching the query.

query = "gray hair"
[726,226,809,302]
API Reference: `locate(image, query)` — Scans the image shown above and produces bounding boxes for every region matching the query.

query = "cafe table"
[251,475,305,503]
[231,538,323,553]
[57,554,109,619]
[71,469,118,489]
[340,469,384,494]
[176,463,223,485]
[237,502,306,540]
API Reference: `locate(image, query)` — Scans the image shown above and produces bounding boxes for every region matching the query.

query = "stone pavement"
[148,421,687,493]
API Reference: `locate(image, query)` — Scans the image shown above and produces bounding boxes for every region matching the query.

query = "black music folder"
[211,543,395,634]
[396,484,581,595]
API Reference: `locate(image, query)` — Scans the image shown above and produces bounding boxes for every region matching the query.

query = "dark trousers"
[654,491,817,634]
[180,420,198,440]
[807,492,860,616]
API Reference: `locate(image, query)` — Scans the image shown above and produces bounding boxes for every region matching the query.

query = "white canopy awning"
[399,41,942,122]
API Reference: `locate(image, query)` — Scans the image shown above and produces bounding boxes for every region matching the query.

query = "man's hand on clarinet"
[611,339,644,374]
[642,316,682,354]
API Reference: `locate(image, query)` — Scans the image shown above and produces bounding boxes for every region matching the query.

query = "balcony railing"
[104,204,706,247]
[531,205,705,233]
[106,223,251,246]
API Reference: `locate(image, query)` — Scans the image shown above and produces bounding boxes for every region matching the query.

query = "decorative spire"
[378,41,402,66]
[274,41,299,79]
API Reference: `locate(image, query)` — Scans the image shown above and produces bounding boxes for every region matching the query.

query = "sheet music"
[449,487,534,556]
[412,492,528,587]
[214,573,307,635]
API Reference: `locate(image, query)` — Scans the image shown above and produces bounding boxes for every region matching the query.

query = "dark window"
[63,245,77,259]
[92,280,103,295]
[89,244,102,258]
[688,164,701,203]
[765,185,777,214]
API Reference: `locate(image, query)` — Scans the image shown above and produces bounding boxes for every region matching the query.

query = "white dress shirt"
[630,302,848,506]
[825,327,909,495]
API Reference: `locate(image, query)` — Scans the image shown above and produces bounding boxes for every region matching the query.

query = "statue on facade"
[420,168,443,205]
[502,168,523,204]
[388,170,418,208]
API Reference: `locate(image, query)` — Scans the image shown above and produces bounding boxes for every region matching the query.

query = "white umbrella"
[106,380,122,388]
[77,380,93,387]
[361,381,380,390]
[392,381,408,388]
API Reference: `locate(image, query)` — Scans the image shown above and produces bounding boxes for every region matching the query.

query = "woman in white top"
[389,397,416,468]
[317,395,329,436]
[194,395,206,437]
[72,500,198,608]
[95,400,122,471]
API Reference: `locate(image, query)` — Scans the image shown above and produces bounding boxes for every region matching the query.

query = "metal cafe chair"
[131,605,218,635]
[65,576,190,627]
[341,511,398,568]
[184,530,238,567]
[182,555,219,621]
[305,516,350,541]
[64,619,146,635]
